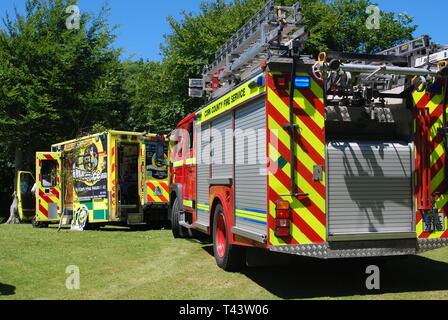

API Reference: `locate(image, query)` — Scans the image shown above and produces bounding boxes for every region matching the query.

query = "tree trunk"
[6,146,25,224]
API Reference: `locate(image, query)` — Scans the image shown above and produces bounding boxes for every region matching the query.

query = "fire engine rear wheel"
[213,204,246,272]
[171,197,187,238]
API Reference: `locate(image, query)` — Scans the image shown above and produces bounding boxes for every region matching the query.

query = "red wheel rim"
[216,214,226,258]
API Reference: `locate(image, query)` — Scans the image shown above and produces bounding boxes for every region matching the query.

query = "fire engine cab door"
[327,141,414,240]
[183,121,195,211]
[16,171,35,221]
[36,152,63,221]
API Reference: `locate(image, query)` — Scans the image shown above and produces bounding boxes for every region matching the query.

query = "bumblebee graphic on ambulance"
[68,138,109,229]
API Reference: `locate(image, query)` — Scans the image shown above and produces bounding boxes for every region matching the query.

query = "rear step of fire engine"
[191,221,208,233]
[178,213,196,238]
[189,219,268,243]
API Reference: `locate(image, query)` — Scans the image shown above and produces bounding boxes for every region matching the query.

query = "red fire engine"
[169,1,448,271]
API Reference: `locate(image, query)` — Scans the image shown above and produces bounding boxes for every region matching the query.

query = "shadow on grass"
[91,223,171,233]
[201,245,448,299]
[99,227,147,232]
[0,284,16,297]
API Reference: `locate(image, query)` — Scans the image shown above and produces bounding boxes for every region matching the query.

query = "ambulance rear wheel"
[32,217,48,228]
[171,197,187,238]
[31,217,39,228]
[84,217,100,231]
[213,204,246,272]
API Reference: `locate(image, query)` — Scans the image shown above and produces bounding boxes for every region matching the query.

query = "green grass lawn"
[1,224,448,300]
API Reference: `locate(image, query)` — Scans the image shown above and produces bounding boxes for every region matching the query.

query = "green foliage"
[0,0,125,195]
[156,0,270,130]
[122,60,167,133]
[298,0,417,54]
[0,0,125,143]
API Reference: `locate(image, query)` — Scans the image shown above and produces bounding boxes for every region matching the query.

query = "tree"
[294,0,417,54]
[122,60,167,133]
[0,0,124,223]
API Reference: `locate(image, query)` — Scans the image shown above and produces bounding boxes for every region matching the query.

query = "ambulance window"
[145,141,169,163]
[41,160,57,187]
[20,173,34,193]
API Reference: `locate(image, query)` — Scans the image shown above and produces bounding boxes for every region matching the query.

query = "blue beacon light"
[294,76,311,88]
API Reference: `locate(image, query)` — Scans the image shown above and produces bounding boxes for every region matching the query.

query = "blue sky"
[1,0,447,61]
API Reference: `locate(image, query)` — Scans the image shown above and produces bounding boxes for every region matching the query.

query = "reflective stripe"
[186,158,196,166]
[173,160,183,168]
[174,158,196,168]
[197,203,209,210]
[236,216,267,225]
[183,199,193,208]
[235,208,267,221]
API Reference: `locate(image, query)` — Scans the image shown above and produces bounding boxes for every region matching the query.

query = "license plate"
[423,211,445,232]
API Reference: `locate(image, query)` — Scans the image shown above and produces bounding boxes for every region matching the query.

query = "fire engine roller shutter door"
[234,98,267,236]
[196,124,210,225]
[327,141,414,236]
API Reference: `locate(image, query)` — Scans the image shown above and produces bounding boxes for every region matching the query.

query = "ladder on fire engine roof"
[377,35,431,57]
[376,35,448,68]
[341,35,448,69]
[317,34,448,83]
[202,1,308,99]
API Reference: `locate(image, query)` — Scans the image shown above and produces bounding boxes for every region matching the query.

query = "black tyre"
[171,197,186,238]
[83,215,98,231]
[31,216,40,228]
[212,204,246,272]
[84,220,100,231]
[32,216,47,228]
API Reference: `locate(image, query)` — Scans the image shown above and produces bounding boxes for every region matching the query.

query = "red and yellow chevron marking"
[37,154,58,161]
[266,72,326,246]
[146,180,169,203]
[37,153,59,160]
[37,188,60,220]
[414,89,448,239]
